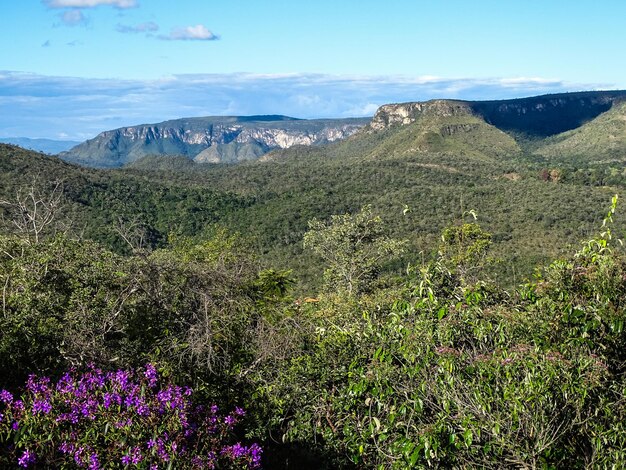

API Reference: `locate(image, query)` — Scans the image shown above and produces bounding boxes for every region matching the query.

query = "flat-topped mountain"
[340,90,626,163]
[60,115,369,168]
[370,91,626,137]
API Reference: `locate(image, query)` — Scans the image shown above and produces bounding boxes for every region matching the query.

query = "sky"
[1,0,626,140]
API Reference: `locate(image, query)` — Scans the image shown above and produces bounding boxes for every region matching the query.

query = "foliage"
[438,219,493,285]
[248,199,626,468]
[0,364,261,468]
[4,141,626,467]
[0,230,259,390]
[303,205,407,295]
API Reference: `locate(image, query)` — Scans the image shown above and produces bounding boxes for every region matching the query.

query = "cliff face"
[369,91,626,137]
[368,100,474,131]
[60,116,369,168]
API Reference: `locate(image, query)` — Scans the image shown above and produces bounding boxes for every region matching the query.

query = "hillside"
[0,144,250,252]
[60,115,368,168]
[535,100,626,162]
[120,96,626,289]
[361,100,521,161]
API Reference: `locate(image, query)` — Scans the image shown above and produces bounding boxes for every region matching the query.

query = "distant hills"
[0,137,80,154]
[55,90,626,169]
[59,115,369,168]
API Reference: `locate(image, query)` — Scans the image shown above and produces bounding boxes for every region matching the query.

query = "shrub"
[0,364,261,468]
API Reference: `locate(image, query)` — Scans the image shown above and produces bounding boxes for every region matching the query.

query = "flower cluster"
[0,364,261,468]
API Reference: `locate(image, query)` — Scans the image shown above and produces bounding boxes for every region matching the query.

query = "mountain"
[325,90,626,165]
[60,115,369,168]
[0,137,80,154]
[535,100,626,162]
[368,90,626,137]
[362,100,521,161]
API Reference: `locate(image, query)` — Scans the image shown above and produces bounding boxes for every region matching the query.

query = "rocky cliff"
[368,91,626,137]
[368,100,475,131]
[60,115,369,168]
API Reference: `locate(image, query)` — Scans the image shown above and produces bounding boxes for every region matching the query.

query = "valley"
[4,91,626,291]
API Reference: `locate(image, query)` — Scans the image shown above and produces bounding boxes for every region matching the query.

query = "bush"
[0,364,261,468]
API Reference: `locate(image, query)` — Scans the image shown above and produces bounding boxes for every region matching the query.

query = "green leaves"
[304,205,407,295]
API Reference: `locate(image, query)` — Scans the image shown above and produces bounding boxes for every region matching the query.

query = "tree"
[303,205,406,295]
[0,180,67,244]
[438,221,492,285]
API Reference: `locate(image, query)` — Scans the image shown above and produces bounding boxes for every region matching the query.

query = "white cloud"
[44,0,137,8]
[0,70,607,140]
[116,22,159,34]
[60,9,87,26]
[159,25,218,41]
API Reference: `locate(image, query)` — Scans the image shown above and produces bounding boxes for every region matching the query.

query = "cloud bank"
[0,71,609,140]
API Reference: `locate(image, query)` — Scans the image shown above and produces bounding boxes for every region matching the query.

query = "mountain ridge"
[59,90,626,168]
[369,90,626,136]
[60,115,369,168]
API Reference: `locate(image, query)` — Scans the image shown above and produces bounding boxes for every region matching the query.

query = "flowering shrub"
[0,364,261,468]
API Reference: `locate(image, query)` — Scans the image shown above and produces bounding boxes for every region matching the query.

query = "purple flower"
[59,441,75,454]
[136,404,150,416]
[89,453,100,470]
[121,454,131,465]
[74,446,86,465]
[56,372,75,393]
[12,421,19,431]
[250,443,263,467]
[114,370,131,391]
[0,389,13,404]
[131,446,143,464]
[32,398,52,414]
[26,374,51,395]
[144,363,158,387]
[17,449,36,468]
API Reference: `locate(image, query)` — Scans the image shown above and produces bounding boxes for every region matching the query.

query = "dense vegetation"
[2,189,626,467]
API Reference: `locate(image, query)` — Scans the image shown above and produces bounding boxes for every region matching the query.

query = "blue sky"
[1,0,625,139]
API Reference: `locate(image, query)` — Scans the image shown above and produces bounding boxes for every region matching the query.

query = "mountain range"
[59,115,369,168]
[55,90,626,168]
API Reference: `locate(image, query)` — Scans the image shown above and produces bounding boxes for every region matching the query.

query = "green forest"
[3,94,626,468]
